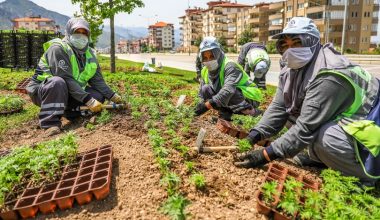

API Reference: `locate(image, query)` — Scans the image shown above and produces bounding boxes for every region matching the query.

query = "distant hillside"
[0,0,70,32]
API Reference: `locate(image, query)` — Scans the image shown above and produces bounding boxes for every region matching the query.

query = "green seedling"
[277,177,302,217]
[237,139,252,153]
[0,95,25,112]
[176,145,190,157]
[171,137,181,148]
[262,181,279,205]
[160,172,181,196]
[300,189,324,220]
[184,161,195,173]
[157,157,171,173]
[85,123,95,131]
[97,109,112,124]
[232,114,261,131]
[190,173,206,190]
[160,194,189,220]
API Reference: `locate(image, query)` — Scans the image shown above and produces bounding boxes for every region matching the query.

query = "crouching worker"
[238,42,271,89]
[234,17,380,186]
[26,18,123,136]
[194,37,263,121]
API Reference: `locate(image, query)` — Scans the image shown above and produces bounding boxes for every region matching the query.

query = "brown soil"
[1,94,322,219]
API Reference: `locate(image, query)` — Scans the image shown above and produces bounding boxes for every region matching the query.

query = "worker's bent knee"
[200,84,215,100]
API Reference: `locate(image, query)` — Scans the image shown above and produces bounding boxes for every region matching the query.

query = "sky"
[25,0,266,28]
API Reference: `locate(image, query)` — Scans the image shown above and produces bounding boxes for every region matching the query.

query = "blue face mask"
[69,34,89,50]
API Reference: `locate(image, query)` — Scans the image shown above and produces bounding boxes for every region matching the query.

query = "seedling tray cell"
[15,78,31,94]
[216,119,250,139]
[0,145,113,219]
[256,163,321,220]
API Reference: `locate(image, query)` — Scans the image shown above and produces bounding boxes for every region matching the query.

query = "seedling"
[237,139,252,152]
[157,157,171,173]
[160,194,189,220]
[261,181,278,205]
[85,123,95,131]
[175,145,190,157]
[160,172,181,196]
[300,189,323,220]
[277,177,302,217]
[97,109,113,124]
[184,161,195,173]
[190,173,206,190]
[0,95,25,113]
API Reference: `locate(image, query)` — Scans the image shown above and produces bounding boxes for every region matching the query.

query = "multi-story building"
[116,40,129,53]
[283,0,379,53]
[12,15,59,32]
[179,8,203,53]
[202,1,251,48]
[268,1,285,40]
[148,21,174,51]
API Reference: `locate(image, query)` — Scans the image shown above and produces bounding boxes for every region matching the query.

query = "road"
[112,53,380,86]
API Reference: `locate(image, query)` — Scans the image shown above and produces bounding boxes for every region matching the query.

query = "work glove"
[86,98,103,113]
[234,146,277,168]
[110,93,123,104]
[194,102,209,116]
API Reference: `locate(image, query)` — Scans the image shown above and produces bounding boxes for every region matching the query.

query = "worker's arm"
[210,62,242,108]
[237,43,249,67]
[252,85,289,139]
[45,45,91,103]
[269,74,355,158]
[88,63,115,100]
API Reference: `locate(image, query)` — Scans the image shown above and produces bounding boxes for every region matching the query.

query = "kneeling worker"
[26,17,123,136]
[194,37,263,120]
[238,42,271,89]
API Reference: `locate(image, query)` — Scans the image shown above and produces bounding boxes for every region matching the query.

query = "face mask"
[69,34,89,50]
[203,60,219,72]
[281,47,314,69]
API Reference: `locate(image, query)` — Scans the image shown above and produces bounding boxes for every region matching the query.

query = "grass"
[0,95,25,112]
[0,68,32,90]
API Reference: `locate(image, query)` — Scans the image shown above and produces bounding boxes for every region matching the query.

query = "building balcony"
[269,13,283,21]
[313,19,325,26]
[306,5,326,14]
[249,17,260,24]
[269,2,284,11]
[268,24,283,31]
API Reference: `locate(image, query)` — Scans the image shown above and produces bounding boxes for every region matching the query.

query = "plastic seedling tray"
[15,78,31,94]
[2,145,113,220]
[256,163,320,220]
[216,119,248,139]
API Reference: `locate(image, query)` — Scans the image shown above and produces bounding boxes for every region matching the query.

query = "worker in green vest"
[234,17,380,186]
[26,18,122,136]
[194,36,263,120]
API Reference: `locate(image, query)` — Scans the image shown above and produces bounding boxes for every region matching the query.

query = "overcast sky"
[26,0,268,28]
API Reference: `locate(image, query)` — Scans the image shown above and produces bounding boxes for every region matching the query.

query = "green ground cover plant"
[261,181,278,205]
[0,95,25,113]
[237,139,252,153]
[190,173,206,190]
[0,133,78,209]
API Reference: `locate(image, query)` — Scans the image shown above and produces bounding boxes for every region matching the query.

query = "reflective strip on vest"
[318,67,380,178]
[38,38,97,88]
[201,57,263,102]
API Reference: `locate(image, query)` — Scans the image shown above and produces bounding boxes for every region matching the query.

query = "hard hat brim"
[272,29,319,39]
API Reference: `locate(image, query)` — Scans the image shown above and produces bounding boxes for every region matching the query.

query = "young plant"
[300,189,324,220]
[184,161,195,173]
[85,123,95,131]
[277,177,302,217]
[175,145,190,157]
[237,139,252,153]
[97,109,112,124]
[157,157,171,173]
[190,173,206,190]
[0,95,25,112]
[160,194,189,220]
[160,172,181,196]
[261,181,279,205]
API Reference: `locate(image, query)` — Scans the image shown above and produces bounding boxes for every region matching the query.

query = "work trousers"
[29,76,105,128]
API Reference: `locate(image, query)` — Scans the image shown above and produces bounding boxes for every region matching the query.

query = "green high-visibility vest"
[318,66,380,178]
[201,57,263,102]
[37,38,98,88]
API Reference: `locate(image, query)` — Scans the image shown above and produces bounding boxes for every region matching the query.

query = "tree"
[72,1,104,46]
[217,36,227,52]
[194,36,203,47]
[238,28,255,46]
[72,0,144,73]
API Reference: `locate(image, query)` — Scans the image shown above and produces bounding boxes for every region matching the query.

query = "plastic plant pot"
[41,182,59,193]
[14,197,38,219]
[83,152,97,161]
[62,170,78,180]
[95,162,109,171]
[97,155,111,164]
[73,183,92,205]
[54,188,74,210]
[76,174,92,185]
[36,192,56,214]
[91,177,110,200]
[0,200,19,220]
[273,208,292,220]
[81,159,96,168]
[216,119,231,134]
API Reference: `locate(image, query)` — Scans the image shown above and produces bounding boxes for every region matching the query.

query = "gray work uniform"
[26,44,114,128]
[238,42,267,89]
[253,44,379,184]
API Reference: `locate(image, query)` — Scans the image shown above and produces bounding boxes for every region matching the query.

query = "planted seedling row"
[0,145,113,220]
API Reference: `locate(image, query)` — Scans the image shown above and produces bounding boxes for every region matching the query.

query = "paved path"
[111,53,380,86]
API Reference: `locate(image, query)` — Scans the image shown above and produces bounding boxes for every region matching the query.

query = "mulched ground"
[1,102,322,219]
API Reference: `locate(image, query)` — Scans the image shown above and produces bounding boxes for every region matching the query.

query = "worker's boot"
[292,151,327,168]
[44,126,61,137]
[241,108,263,117]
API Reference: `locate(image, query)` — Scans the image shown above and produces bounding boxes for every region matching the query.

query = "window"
[330,10,345,19]
[363,25,368,31]
[374,11,379,18]
[298,3,304,9]
[372,24,378,31]
[351,11,358,17]
[351,0,359,4]
[348,24,357,31]
[349,36,356,44]
[331,0,344,5]
[287,5,292,11]
[307,12,324,20]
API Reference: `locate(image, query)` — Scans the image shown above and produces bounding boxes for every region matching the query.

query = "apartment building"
[283,0,379,53]
[148,21,174,51]
[202,1,251,45]
[268,1,286,40]
[179,8,203,53]
[12,16,59,32]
